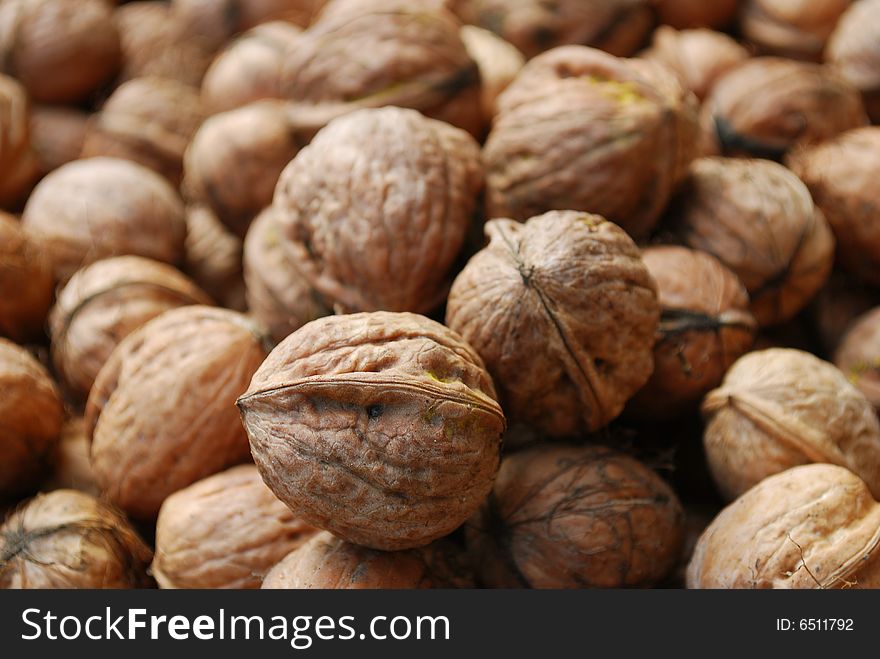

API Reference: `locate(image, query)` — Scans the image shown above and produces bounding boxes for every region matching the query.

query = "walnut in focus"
[41,417,101,497]
[0,212,53,342]
[49,256,213,401]
[28,105,90,178]
[184,205,246,311]
[826,0,880,123]
[653,0,740,30]
[834,308,880,412]
[0,75,39,208]
[238,312,505,551]
[86,306,268,519]
[0,490,152,589]
[740,0,851,61]
[459,26,525,125]
[484,46,699,240]
[687,464,880,588]
[447,211,659,437]
[152,464,317,589]
[466,444,684,588]
[702,348,880,501]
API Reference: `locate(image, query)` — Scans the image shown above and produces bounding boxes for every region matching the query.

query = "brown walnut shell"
[701,57,867,160]
[0,74,38,207]
[466,443,684,588]
[28,104,89,178]
[687,464,880,589]
[273,106,482,315]
[0,0,120,103]
[628,246,757,419]
[0,489,152,589]
[665,157,835,327]
[49,256,213,401]
[809,273,880,356]
[787,127,880,287]
[82,77,204,186]
[702,348,880,501]
[152,464,317,589]
[447,211,659,437]
[0,212,53,342]
[834,307,880,412]
[826,0,880,123]
[41,417,101,497]
[484,46,699,240]
[183,205,246,312]
[740,0,851,61]
[459,25,525,125]
[653,0,739,30]
[0,338,63,498]
[21,157,187,284]
[238,311,505,551]
[86,306,268,519]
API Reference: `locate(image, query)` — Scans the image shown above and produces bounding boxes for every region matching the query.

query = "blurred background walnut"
[653,0,740,30]
[826,0,880,123]
[0,74,39,208]
[459,25,525,127]
[834,307,880,412]
[183,205,246,312]
[739,0,851,61]
[28,105,90,179]
[0,212,53,342]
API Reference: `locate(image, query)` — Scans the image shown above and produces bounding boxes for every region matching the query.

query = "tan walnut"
[183,205,246,312]
[459,25,525,124]
[826,0,880,123]
[0,212,53,342]
[834,307,880,412]
[739,0,851,61]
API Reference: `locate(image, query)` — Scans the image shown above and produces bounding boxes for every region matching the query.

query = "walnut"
[447,211,659,437]
[152,464,317,589]
[273,106,482,314]
[702,348,880,501]
[787,128,880,287]
[654,0,740,29]
[201,21,303,115]
[834,307,880,412]
[238,311,505,551]
[86,306,268,519]
[21,157,187,284]
[687,464,880,588]
[183,205,246,312]
[466,444,684,588]
[0,490,152,589]
[627,246,757,420]
[29,104,90,178]
[809,273,880,356]
[664,157,835,327]
[82,77,204,186]
[641,27,750,101]
[826,0,880,123]
[0,338,63,498]
[41,417,101,497]
[459,26,525,125]
[739,0,850,61]
[263,531,474,589]
[701,57,867,160]
[185,101,304,239]
[484,46,699,240]
[0,212,53,342]
[243,207,329,344]
[0,0,120,103]
[0,74,38,208]
[49,256,212,401]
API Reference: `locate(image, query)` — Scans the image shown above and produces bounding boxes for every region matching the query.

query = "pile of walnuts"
[3,0,880,591]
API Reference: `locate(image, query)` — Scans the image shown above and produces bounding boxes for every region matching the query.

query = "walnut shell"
[21,157,187,284]
[0,0,120,103]
[484,46,699,240]
[0,338,63,498]
[466,444,684,588]
[183,205,246,311]
[687,464,880,589]
[28,104,90,177]
[447,211,659,436]
[702,348,880,501]
[701,57,867,160]
[826,0,880,123]
[740,0,851,61]
[653,0,740,29]
[0,212,53,342]
[152,464,317,589]
[86,306,268,519]
[263,531,473,589]
[834,307,880,412]
[787,127,880,287]
[185,101,304,239]
[641,27,749,101]
[459,25,525,124]
[665,157,835,327]
[0,74,38,207]
[0,489,152,589]
[82,77,204,186]
[809,273,880,356]
[243,207,329,344]
[49,256,213,401]
[41,417,101,497]
[238,311,505,551]
[273,106,482,315]
[628,246,757,419]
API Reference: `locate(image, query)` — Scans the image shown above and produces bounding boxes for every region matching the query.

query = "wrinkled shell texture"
[787,128,880,286]
[459,25,525,122]
[702,57,867,160]
[238,311,505,551]
[740,0,851,60]
[667,157,834,327]
[688,464,880,588]
[274,106,482,314]
[654,0,739,29]
[49,255,212,401]
[702,348,880,501]
[484,46,699,240]
[21,158,187,284]
[629,246,756,419]
[0,338,63,497]
[42,417,101,497]
[466,444,684,588]
[0,212,53,342]
[0,0,120,103]
[152,464,317,589]
[0,74,34,205]
[183,205,246,312]
[0,490,152,589]
[447,211,659,436]
[29,104,89,177]
[86,306,267,519]
[826,0,880,123]
[835,307,880,411]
